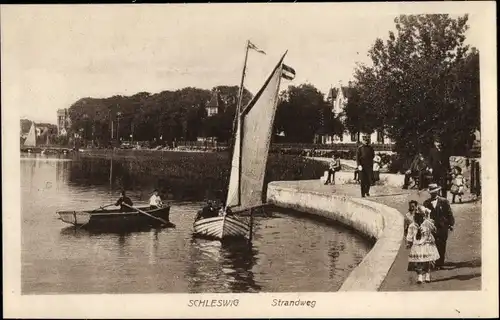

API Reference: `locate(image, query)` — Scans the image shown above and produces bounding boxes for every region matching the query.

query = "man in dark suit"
[428,138,451,198]
[356,135,375,197]
[115,190,135,212]
[423,183,455,268]
[195,200,218,220]
[402,152,430,190]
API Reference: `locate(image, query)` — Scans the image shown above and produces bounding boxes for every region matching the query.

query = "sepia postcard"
[2,1,498,318]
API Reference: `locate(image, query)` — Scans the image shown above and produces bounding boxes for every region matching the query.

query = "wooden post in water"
[109,151,113,187]
[248,208,254,244]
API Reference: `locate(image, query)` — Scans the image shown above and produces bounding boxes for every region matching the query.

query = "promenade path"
[306,157,357,169]
[277,180,481,291]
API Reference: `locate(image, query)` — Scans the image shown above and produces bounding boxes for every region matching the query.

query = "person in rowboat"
[218,204,233,216]
[149,189,163,209]
[195,200,218,220]
[115,190,134,212]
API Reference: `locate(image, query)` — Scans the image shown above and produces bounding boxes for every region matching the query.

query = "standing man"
[428,138,451,198]
[356,135,375,197]
[423,183,455,269]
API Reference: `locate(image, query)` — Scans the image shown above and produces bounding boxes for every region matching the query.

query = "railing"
[173,140,395,154]
[176,140,229,149]
[270,143,395,152]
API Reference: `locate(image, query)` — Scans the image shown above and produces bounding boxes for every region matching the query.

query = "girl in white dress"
[406,206,440,283]
[450,166,466,203]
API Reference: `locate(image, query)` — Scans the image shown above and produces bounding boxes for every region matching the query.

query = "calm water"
[21,153,371,294]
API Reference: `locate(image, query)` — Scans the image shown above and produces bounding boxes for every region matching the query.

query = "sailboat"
[24,122,37,148]
[193,42,295,241]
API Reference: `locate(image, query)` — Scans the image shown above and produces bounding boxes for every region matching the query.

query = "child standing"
[450,166,466,203]
[404,200,418,236]
[372,154,381,185]
[406,206,440,284]
[325,154,341,185]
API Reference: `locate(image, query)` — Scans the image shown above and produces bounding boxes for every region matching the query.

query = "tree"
[352,14,479,156]
[66,85,252,145]
[343,84,381,138]
[20,119,32,133]
[274,84,327,143]
[317,105,344,137]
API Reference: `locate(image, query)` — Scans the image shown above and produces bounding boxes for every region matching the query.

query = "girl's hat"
[428,183,441,193]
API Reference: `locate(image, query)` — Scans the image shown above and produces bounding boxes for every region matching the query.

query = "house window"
[350,133,357,142]
[206,107,218,117]
[377,131,384,143]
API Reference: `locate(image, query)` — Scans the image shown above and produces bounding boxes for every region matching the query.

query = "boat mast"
[226,40,250,209]
[237,40,250,207]
[231,40,250,144]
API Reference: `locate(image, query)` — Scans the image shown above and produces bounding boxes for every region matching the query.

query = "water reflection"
[21,154,371,294]
[186,238,261,293]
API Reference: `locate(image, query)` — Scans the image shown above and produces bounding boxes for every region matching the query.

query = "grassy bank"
[73,149,327,201]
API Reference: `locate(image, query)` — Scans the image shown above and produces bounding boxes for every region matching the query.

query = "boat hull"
[58,206,174,230]
[193,215,250,240]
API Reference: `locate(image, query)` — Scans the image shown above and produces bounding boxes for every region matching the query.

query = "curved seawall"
[266,181,404,291]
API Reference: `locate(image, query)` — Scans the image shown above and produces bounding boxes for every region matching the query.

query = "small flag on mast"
[281,64,296,80]
[248,41,266,55]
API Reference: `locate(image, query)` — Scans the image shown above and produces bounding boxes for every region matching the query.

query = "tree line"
[67,86,252,146]
[67,83,342,146]
[64,14,479,156]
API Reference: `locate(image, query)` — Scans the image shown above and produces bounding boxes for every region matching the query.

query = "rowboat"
[58,206,174,230]
[193,42,294,241]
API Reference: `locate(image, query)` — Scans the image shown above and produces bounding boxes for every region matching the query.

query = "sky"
[1,3,485,124]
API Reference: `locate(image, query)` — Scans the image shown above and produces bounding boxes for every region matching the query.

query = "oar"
[91,204,115,212]
[123,203,169,226]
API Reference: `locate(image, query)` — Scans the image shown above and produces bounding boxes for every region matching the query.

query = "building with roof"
[205,89,225,117]
[57,108,71,135]
[318,83,393,145]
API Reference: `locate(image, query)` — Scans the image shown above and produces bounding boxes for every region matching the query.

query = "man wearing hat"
[356,134,375,197]
[423,183,455,269]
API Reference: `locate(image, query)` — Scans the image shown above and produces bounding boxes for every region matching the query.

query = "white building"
[318,83,393,145]
[205,90,224,117]
[57,108,71,135]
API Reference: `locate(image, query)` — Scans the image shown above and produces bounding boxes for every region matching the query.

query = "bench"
[409,171,432,189]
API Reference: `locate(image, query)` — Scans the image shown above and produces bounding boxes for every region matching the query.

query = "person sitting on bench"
[402,152,430,190]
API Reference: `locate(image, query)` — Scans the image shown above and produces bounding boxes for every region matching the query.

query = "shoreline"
[266,179,481,292]
[267,180,404,291]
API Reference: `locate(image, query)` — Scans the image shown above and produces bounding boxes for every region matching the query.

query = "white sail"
[194,51,289,241]
[225,119,241,207]
[24,122,37,147]
[229,54,286,211]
